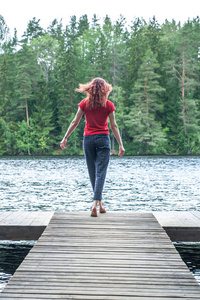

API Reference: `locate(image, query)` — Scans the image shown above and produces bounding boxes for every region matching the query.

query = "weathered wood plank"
[1,211,200,241]
[1,287,200,297]
[0,212,54,226]
[0,295,196,300]
[0,212,200,299]
[153,211,200,241]
[0,212,54,240]
[153,211,200,227]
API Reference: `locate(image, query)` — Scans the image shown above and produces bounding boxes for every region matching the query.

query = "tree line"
[0,14,199,155]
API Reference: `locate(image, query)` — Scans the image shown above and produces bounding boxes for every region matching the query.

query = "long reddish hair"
[76,78,112,109]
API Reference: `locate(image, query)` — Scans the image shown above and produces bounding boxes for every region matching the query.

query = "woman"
[60,78,125,217]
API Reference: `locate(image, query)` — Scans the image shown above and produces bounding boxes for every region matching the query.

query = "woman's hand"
[119,145,125,157]
[60,137,67,149]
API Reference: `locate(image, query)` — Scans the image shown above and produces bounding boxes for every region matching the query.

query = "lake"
[0,155,200,291]
[1,155,200,211]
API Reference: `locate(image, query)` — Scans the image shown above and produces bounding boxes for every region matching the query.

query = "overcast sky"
[1,0,200,38]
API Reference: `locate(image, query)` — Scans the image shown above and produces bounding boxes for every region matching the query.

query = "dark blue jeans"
[83,134,111,201]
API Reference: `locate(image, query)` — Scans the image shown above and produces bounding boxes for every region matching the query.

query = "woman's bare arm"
[60,107,84,149]
[109,111,125,157]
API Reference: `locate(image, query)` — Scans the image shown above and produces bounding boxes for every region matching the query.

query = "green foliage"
[125,48,166,154]
[14,120,37,155]
[0,15,200,155]
[0,118,13,154]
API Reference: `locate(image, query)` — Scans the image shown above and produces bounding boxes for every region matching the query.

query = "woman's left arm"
[60,107,84,149]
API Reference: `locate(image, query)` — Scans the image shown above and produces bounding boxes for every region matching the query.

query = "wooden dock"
[1,211,200,241]
[0,211,54,240]
[153,211,200,242]
[0,211,200,299]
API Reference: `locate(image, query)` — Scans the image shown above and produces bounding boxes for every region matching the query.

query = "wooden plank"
[190,211,200,224]
[0,212,54,240]
[0,212,22,225]
[0,212,200,299]
[0,211,199,229]
[0,212,14,223]
[20,212,41,226]
[153,211,200,227]
[153,212,200,241]
[30,212,54,226]
[0,295,196,300]
[0,212,54,227]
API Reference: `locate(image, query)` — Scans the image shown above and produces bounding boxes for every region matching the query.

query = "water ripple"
[0,156,200,211]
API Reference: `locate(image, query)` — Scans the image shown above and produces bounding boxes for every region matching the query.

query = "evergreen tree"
[125,48,166,154]
[47,19,63,40]
[0,54,16,154]
[109,85,126,152]
[82,19,102,79]
[112,16,128,87]
[0,54,8,116]
[22,17,44,44]
[14,119,37,155]
[14,44,38,126]
[56,16,81,145]
[77,15,90,36]
[0,118,13,154]
[0,15,9,52]
[126,18,148,103]
[31,33,59,82]
[171,19,200,153]
[0,14,199,155]
[160,20,182,153]
[32,77,55,153]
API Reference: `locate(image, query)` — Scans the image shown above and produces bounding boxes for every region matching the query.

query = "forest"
[0,14,200,155]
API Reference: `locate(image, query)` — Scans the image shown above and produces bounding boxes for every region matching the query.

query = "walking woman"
[60,78,125,217]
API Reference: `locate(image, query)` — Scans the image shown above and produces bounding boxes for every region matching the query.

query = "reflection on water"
[0,241,34,292]
[175,242,200,284]
[0,155,200,211]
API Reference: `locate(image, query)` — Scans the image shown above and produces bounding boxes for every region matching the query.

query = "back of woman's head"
[76,78,112,109]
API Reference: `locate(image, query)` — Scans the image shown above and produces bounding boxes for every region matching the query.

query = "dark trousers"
[83,134,110,201]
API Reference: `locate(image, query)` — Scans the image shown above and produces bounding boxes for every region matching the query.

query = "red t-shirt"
[78,99,115,136]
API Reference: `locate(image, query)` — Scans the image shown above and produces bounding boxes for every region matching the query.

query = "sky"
[1,0,200,38]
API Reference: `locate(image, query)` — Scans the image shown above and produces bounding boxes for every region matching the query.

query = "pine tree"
[0,15,9,52]
[32,77,55,153]
[56,16,81,149]
[109,85,126,153]
[111,16,128,87]
[159,20,182,154]
[77,15,90,37]
[31,33,59,82]
[171,19,200,153]
[14,44,38,126]
[0,54,16,154]
[14,119,37,155]
[125,48,166,154]
[22,17,44,44]
[47,19,63,40]
[126,18,148,103]
[0,54,8,115]
[0,15,200,155]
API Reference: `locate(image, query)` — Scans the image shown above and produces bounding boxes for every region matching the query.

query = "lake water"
[1,155,200,211]
[0,241,35,292]
[0,155,200,291]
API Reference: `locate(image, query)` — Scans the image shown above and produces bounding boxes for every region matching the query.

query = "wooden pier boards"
[0,212,200,299]
[0,211,54,240]
[154,211,200,242]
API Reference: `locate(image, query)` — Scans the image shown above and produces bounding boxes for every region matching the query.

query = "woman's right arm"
[109,111,125,157]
